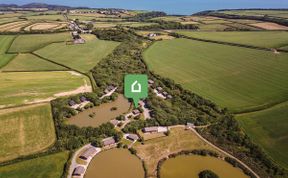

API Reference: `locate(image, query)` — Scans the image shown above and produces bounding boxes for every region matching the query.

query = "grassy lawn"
[133,127,221,177]
[8,33,71,53]
[0,35,16,68]
[144,38,288,112]
[0,104,56,162]
[236,102,288,169]
[35,39,119,73]
[197,24,229,31]
[176,31,288,49]
[220,10,288,19]
[0,151,69,178]
[0,71,91,108]
[2,53,67,72]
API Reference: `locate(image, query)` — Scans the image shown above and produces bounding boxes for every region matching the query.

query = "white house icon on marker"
[131,80,141,93]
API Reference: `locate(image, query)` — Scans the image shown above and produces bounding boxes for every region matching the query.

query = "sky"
[1,0,288,15]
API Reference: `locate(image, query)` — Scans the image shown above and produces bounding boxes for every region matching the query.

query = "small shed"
[72,166,85,176]
[110,119,120,127]
[162,91,168,96]
[166,95,173,99]
[102,137,116,146]
[143,126,158,133]
[132,109,140,115]
[80,96,87,102]
[79,147,97,160]
[127,134,139,141]
[68,100,76,106]
[148,79,154,84]
[156,87,163,92]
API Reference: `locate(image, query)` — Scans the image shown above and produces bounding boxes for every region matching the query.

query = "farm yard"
[0,71,91,108]
[144,38,288,112]
[35,37,119,73]
[237,101,288,169]
[176,31,288,49]
[0,104,56,162]
[0,151,69,178]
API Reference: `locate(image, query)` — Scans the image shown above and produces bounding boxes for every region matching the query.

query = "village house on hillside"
[142,126,168,133]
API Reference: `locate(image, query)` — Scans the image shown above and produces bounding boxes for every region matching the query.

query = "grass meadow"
[0,104,56,162]
[144,38,288,112]
[237,102,288,169]
[8,33,71,53]
[0,151,69,178]
[176,31,288,49]
[35,39,119,73]
[0,35,16,68]
[2,53,67,72]
[0,71,90,108]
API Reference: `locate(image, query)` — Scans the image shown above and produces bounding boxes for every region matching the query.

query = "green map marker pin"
[124,74,148,107]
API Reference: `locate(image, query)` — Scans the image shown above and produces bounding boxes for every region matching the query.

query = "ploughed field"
[144,38,288,113]
[34,37,120,73]
[237,101,288,169]
[161,155,248,178]
[0,104,56,162]
[176,31,288,49]
[0,151,69,178]
[85,149,144,178]
[0,71,91,108]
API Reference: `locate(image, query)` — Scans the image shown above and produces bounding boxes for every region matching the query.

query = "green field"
[144,38,288,112]
[220,10,288,19]
[25,14,65,21]
[176,31,288,49]
[0,35,16,68]
[0,104,56,162]
[0,71,91,108]
[237,102,288,169]
[2,53,67,72]
[197,24,229,31]
[0,151,69,178]
[8,33,71,53]
[35,39,119,73]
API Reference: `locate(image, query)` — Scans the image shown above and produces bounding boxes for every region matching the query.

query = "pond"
[160,155,249,178]
[67,95,130,127]
[85,149,144,178]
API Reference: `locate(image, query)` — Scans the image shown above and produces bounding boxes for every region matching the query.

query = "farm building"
[80,96,87,102]
[142,126,158,133]
[143,126,168,133]
[102,137,116,147]
[79,147,97,160]
[104,85,116,94]
[132,109,140,115]
[68,100,76,106]
[186,122,195,129]
[148,33,157,37]
[110,119,120,127]
[72,166,85,176]
[127,134,139,141]
[148,79,154,85]
[166,95,173,99]
[156,87,163,92]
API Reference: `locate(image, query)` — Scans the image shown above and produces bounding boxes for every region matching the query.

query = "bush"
[199,170,219,178]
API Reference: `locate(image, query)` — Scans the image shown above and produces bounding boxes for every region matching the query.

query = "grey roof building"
[79,147,97,160]
[72,166,85,176]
